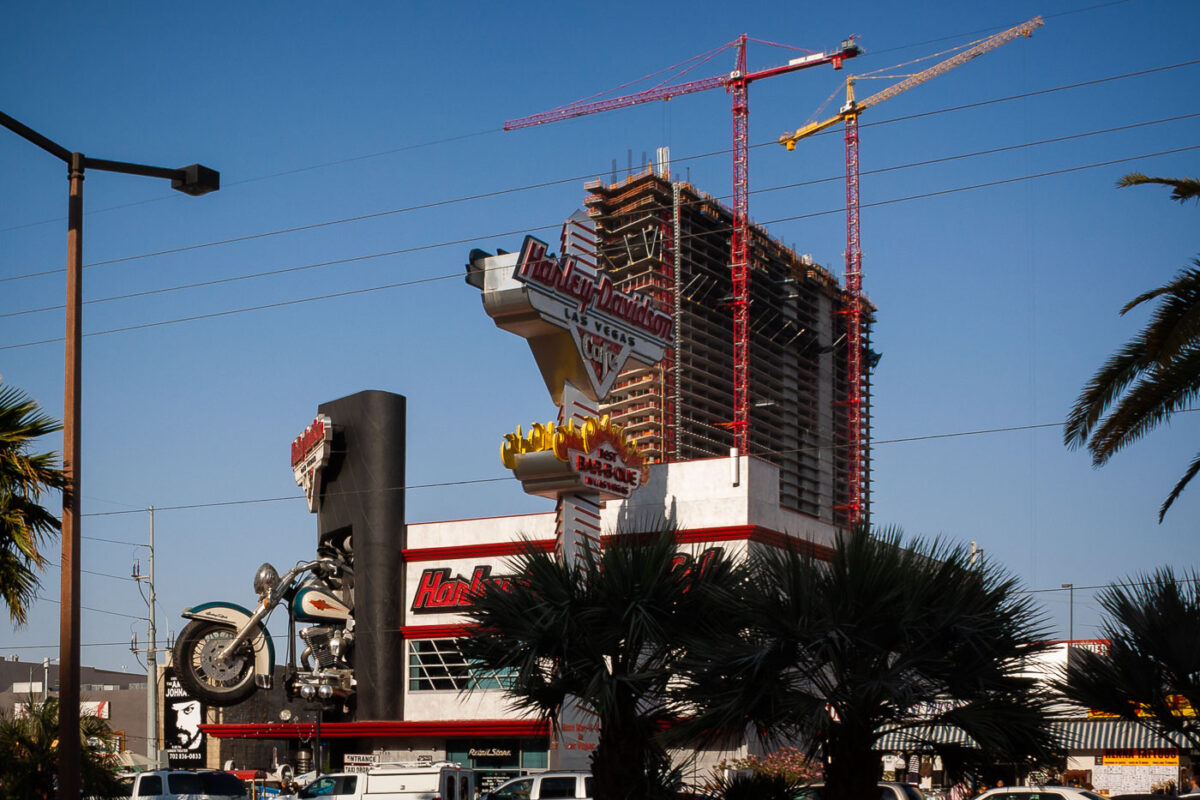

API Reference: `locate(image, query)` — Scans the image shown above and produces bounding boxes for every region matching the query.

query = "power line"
[5,140,1197,352]
[2,57,1197,289]
[0,2,1131,239]
[79,476,513,523]
[77,412,1189,529]
[866,0,1136,57]
[34,595,146,621]
[5,110,1196,321]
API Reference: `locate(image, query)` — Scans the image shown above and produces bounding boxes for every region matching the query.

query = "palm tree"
[1056,567,1200,748]
[676,527,1060,800]
[1064,173,1200,522]
[459,527,745,800]
[0,696,125,799]
[0,382,66,625]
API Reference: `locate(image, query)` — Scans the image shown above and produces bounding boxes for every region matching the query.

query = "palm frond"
[1118,173,1200,204]
[1087,347,1200,464]
[1058,568,1200,748]
[1159,450,1200,521]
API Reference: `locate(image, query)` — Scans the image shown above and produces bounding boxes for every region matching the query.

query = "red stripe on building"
[401,624,472,639]
[403,539,556,562]
[402,526,832,563]
[201,719,550,740]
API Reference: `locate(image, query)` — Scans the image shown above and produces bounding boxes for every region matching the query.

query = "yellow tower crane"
[779,16,1044,526]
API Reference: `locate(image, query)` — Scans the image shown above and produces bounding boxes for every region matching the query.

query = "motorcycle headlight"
[253,563,280,597]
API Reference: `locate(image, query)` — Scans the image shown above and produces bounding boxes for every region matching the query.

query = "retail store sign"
[1102,749,1179,766]
[1090,695,1196,718]
[292,414,333,512]
[164,671,205,768]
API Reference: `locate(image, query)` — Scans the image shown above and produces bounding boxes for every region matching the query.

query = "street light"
[1061,583,1075,645]
[0,110,218,800]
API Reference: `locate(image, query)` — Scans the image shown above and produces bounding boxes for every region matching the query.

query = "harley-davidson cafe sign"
[468,230,672,404]
[513,234,672,399]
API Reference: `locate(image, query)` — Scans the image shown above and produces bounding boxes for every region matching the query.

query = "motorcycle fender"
[181,601,275,689]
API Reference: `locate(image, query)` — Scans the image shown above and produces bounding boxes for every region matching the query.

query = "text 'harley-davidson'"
[172,552,354,707]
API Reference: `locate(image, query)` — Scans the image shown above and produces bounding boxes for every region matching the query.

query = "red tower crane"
[505,35,861,456]
[779,16,1044,526]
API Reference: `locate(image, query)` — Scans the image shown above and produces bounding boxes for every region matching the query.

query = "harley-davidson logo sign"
[467,218,672,406]
[412,550,722,613]
[516,236,673,400]
[292,414,333,513]
[412,565,512,613]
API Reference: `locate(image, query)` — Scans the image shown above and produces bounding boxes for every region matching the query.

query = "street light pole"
[0,110,217,800]
[1061,583,1075,645]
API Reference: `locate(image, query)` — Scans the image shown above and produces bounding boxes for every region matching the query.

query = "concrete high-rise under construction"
[586,164,872,527]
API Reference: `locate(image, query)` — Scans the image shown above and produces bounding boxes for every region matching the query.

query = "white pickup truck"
[296,762,474,800]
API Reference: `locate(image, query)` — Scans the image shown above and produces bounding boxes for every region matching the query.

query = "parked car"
[115,769,248,798]
[796,783,925,800]
[483,772,593,800]
[977,788,1106,800]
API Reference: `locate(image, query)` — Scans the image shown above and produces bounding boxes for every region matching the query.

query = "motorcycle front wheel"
[172,619,258,706]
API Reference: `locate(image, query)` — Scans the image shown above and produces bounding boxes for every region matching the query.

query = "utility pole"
[133,507,161,767]
[147,506,159,767]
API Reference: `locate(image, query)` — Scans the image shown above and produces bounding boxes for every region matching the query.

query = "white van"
[297,762,474,800]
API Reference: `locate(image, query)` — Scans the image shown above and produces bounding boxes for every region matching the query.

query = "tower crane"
[505,35,861,457]
[779,16,1043,526]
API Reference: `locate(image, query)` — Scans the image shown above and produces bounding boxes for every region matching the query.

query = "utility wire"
[74,412,1165,527]
[5,110,1196,321]
[2,57,1197,288]
[34,595,146,621]
[0,1,1134,238]
[5,140,1197,352]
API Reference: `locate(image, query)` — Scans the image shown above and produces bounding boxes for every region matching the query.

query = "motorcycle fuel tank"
[291,585,351,623]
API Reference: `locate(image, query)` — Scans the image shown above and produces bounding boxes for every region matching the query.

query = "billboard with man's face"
[164,669,206,768]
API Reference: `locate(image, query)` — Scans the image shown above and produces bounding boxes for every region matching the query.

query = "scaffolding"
[585,166,872,527]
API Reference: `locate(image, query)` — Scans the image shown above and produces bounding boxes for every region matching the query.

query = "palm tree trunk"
[823,725,882,800]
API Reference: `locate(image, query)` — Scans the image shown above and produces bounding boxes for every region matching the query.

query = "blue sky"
[2,0,1198,673]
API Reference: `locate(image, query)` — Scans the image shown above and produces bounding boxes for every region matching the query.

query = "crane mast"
[780,16,1043,526]
[505,36,860,457]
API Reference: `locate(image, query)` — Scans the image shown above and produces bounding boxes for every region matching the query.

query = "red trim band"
[201,719,550,740]
[403,526,830,563]
[401,624,472,639]
[403,539,555,562]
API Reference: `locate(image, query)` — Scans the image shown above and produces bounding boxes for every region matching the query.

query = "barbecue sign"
[500,415,647,500]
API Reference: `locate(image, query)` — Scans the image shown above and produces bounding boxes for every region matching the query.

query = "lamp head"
[172,164,220,196]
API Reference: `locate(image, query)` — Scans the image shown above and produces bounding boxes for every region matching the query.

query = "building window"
[408,639,513,691]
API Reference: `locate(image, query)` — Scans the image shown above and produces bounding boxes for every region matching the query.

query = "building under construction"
[586,163,872,527]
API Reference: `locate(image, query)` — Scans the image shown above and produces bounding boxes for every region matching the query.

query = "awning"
[875,726,978,750]
[874,720,1189,752]
[1050,719,1188,750]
